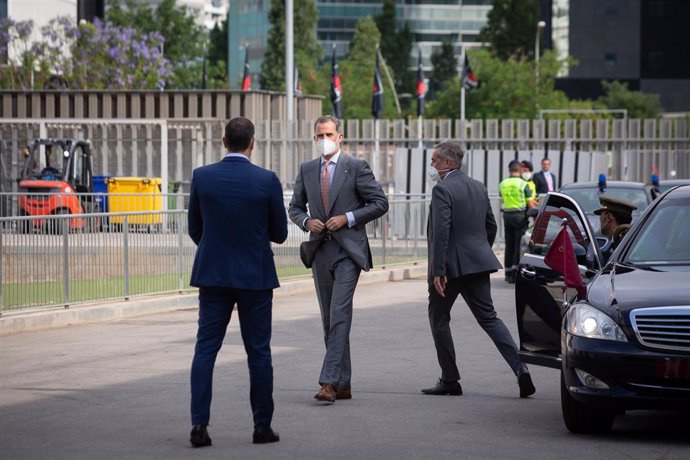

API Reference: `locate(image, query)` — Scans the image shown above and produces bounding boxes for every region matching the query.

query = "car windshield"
[625,197,690,266]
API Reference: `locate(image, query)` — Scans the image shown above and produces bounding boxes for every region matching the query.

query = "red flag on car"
[544,225,586,298]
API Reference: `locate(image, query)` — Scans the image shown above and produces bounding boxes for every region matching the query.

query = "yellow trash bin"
[106,177,163,226]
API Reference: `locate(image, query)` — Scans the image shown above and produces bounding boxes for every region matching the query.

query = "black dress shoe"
[518,371,536,398]
[253,427,280,444]
[421,379,463,395]
[190,425,212,448]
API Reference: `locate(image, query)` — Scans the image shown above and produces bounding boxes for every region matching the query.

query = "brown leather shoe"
[314,384,336,402]
[335,388,352,400]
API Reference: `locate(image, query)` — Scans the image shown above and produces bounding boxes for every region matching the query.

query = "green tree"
[206,15,229,88]
[598,81,662,118]
[430,41,458,96]
[106,0,206,88]
[427,49,589,119]
[338,17,396,120]
[260,0,322,91]
[480,0,539,60]
[375,0,414,95]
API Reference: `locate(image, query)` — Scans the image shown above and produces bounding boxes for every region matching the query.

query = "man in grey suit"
[422,142,536,398]
[289,115,389,403]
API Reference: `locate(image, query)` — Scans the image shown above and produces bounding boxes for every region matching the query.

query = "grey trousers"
[311,240,361,389]
[428,271,527,382]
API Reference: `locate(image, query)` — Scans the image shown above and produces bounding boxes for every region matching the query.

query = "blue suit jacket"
[188,156,288,290]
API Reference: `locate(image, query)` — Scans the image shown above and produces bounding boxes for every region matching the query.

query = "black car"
[559,179,656,234]
[515,185,690,434]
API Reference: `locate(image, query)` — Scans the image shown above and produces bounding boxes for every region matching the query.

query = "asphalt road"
[1,274,689,459]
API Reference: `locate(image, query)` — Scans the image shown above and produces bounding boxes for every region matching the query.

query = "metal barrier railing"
[0,197,436,314]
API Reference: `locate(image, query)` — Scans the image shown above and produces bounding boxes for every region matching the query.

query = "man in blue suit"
[188,117,288,448]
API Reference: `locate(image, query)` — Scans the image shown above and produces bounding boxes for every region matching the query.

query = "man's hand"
[433,275,447,297]
[325,215,348,232]
[306,218,326,234]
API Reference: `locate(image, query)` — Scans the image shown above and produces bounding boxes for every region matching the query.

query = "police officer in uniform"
[594,195,636,258]
[499,160,535,283]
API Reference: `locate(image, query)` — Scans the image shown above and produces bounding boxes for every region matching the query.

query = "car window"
[561,188,648,217]
[627,199,690,263]
[529,205,589,256]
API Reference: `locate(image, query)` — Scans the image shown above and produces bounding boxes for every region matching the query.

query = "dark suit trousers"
[312,240,361,389]
[191,286,274,430]
[427,272,527,382]
[503,211,528,274]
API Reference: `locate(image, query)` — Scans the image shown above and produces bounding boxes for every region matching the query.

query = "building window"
[604,53,617,67]
[649,52,663,69]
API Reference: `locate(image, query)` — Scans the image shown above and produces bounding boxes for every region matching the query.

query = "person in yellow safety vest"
[499,160,536,284]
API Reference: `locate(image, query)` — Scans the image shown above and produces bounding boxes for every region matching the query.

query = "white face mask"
[428,166,451,182]
[316,138,337,156]
[521,172,532,181]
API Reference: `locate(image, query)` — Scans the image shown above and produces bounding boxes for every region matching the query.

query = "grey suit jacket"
[288,152,389,271]
[428,170,502,279]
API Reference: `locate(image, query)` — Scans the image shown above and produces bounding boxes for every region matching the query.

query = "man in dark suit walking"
[533,157,557,194]
[422,142,535,398]
[188,117,288,447]
[289,115,388,403]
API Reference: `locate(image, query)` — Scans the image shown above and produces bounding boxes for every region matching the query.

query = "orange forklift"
[17,139,100,233]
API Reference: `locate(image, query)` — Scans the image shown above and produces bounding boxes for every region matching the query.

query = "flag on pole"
[241,48,251,91]
[462,54,479,91]
[416,49,426,117]
[330,45,343,118]
[372,47,384,119]
[294,63,302,96]
[544,225,587,298]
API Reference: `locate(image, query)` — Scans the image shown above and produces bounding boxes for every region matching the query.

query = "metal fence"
[2,118,689,208]
[0,196,432,314]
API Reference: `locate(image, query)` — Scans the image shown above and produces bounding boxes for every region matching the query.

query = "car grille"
[631,307,690,352]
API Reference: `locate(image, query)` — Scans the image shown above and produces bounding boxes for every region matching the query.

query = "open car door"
[515,192,603,368]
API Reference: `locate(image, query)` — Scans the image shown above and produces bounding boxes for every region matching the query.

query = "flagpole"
[460,46,466,121]
[417,116,422,151]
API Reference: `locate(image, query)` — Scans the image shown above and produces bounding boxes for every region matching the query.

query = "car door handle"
[520,266,537,279]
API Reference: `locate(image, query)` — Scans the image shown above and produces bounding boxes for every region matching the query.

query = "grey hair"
[314,115,341,133]
[434,142,465,168]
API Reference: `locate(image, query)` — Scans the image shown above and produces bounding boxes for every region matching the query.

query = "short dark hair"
[224,117,255,152]
[313,115,341,133]
[508,160,522,172]
[434,142,464,168]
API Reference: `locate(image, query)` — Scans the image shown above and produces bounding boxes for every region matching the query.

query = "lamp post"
[535,20,546,111]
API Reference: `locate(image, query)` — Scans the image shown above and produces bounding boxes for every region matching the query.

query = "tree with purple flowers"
[0,16,172,90]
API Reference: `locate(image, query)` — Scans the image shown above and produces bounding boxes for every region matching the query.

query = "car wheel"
[560,372,615,434]
[49,209,70,235]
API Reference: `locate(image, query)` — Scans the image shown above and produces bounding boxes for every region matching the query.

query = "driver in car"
[594,195,637,258]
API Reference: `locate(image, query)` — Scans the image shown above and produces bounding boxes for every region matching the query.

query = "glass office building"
[228,0,491,89]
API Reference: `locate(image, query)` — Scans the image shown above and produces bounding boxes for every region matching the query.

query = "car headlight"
[565,303,627,342]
